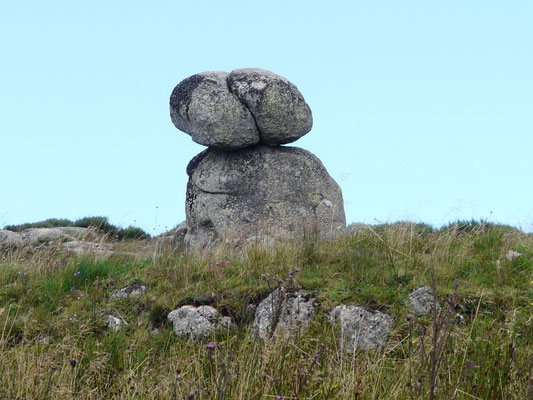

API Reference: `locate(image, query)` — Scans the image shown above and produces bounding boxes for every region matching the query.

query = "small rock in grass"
[329,305,393,352]
[167,305,233,339]
[504,250,521,261]
[406,286,440,316]
[107,315,123,332]
[112,283,147,299]
[253,288,316,340]
[36,334,52,345]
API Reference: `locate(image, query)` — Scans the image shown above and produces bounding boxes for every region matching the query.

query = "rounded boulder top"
[169,68,313,150]
[227,68,313,145]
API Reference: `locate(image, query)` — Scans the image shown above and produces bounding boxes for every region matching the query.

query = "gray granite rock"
[185,145,345,249]
[107,315,124,332]
[329,305,393,352]
[22,228,73,245]
[169,71,260,149]
[406,286,439,316]
[167,305,233,339]
[227,68,313,145]
[112,283,147,299]
[253,288,316,340]
[0,230,24,246]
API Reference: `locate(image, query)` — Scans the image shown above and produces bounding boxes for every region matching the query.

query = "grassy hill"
[0,221,532,399]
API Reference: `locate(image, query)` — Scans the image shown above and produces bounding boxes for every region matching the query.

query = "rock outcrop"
[0,230,24,246]
[170,68,345,249]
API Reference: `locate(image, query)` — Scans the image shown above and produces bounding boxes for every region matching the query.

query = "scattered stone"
[406,286,439,316]
[0,230,23,246]
[504,250,521,261]
[228,68,313,145]
[107,315,124,332]
[170,71,260,150]
[150,327,161,336]
[329,305,393,351]
[167,305,233,339]
[185,145,345,249]
[253,288,316,340]
[112,283,147,300]
[36,334,52,345]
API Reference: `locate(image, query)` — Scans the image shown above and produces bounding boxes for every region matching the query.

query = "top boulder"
[170,69,313,149]
[169,71,260,150]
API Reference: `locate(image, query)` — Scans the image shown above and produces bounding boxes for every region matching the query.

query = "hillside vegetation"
[0,221,532,399]
[4,216,149,240]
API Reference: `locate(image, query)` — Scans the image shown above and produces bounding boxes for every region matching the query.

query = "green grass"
[0,221,532,399]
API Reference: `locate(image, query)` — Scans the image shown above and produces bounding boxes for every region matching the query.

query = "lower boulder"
[185,145,346,249]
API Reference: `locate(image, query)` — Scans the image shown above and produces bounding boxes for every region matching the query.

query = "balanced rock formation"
[170,68,345,248]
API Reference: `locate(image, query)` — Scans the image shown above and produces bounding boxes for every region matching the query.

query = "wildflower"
[23,272,27,276]
[313,353,320,360]
[207,342,216,350]
[69,359,77,368]
[411,339,417,344]
[407,314,414,322]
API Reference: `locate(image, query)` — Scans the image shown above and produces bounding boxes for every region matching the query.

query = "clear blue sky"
[1,1,532,234]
